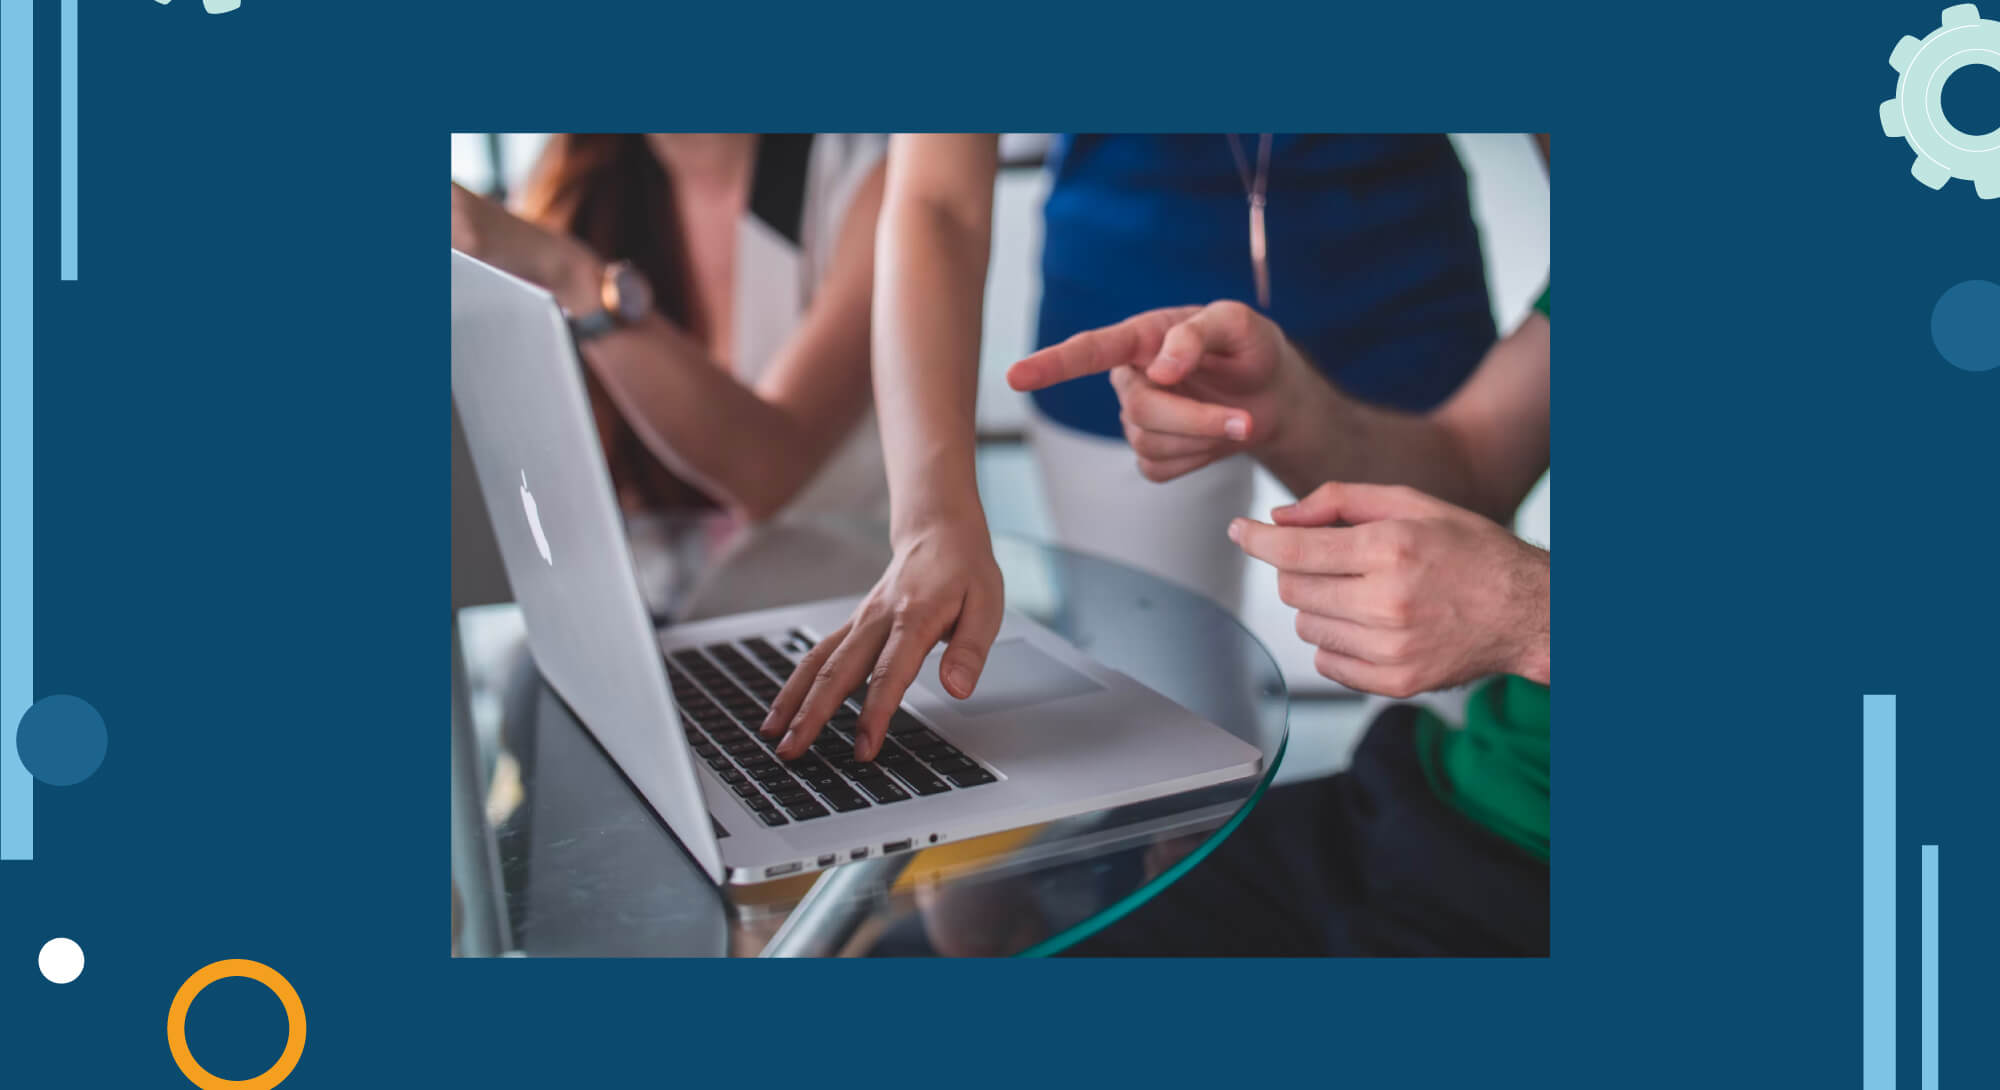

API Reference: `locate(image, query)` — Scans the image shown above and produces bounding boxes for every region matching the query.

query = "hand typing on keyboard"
[759,521,1004,761]
[670,639,996,827]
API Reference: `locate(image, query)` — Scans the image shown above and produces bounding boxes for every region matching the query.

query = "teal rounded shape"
[1932,280,2000,372]
[15,695,107,786]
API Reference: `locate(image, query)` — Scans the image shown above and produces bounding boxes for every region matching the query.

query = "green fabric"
[1410,282,1550,860]
[1415,676,1550,861]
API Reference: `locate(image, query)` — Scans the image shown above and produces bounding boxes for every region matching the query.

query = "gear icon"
[1880,4,2000,198]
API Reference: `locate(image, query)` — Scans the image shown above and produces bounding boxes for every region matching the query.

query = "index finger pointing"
[1006,307,1198,390]
[1227,519,1377,575]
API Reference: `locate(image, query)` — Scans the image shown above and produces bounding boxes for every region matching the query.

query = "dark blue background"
[8,1,1997,1086]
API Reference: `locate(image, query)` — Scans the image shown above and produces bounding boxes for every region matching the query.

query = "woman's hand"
[450,182,601,312]
[760,517,1005,762]
[1231,482,1549,696]
[1006,300,1317,482]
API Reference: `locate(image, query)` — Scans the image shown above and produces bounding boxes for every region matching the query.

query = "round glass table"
[450,515,1289,957]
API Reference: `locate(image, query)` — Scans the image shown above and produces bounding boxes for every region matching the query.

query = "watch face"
[607,263,653,323]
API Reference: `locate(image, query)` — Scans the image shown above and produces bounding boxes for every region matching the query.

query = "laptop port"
[882,839,913,854]
[817,853,837,867]
[850,847,869,860]
[764,861,802,878]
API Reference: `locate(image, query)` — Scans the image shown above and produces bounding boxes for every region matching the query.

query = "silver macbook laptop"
[450,250,1263,885]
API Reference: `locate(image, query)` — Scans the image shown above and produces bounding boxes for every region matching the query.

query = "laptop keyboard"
[666,632,998,828]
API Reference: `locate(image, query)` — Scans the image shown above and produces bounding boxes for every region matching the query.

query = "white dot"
[39,937,84,984]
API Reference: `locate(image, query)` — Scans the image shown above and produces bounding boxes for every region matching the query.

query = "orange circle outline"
[166,959,306,1090]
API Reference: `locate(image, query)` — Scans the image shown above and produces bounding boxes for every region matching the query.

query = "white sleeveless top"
[730,133,888,519]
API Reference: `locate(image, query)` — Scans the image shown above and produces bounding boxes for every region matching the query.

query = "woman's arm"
[570,164,884,521]
[760,135,1006,764]
[872,135,997,539]
[453,170,883,521]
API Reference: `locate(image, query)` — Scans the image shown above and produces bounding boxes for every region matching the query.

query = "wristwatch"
[567,260,654,342]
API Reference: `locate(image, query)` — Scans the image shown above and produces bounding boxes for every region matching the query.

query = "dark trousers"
[1064,705,1549,956]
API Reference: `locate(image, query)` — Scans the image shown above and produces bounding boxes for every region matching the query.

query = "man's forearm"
[1257,319,1549,526]
[1257,351,1493,520]
[1509,543,1551,685]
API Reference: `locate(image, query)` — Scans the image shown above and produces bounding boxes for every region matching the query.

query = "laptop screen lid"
[450,250,725,885]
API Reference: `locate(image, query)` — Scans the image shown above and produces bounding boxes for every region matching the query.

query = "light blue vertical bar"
[61,0,76,280]
[1863,695,1896,1090]
[1856,696,1888,1088]
[1922,844,1938,1090]
[2,0,37,861]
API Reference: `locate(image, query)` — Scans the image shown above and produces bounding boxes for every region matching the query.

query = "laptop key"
[944,767,997,788]
[731,781,763,799]
[852,777,911,805]
[771,789,815,809]
[887,765,951,796]
[755,808,789,827]
[916,744,966,765]
[783,800,830,821]
[929,756,977,775]
[886,711,930,736]
[744,639,796,676]
[704,755,733,772]
[819,787,871,812]
[754,767,798,788]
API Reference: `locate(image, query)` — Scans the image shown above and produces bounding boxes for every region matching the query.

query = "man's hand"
[450,182,602,313]
[1231,482,1549,697]
[760,517,1005,762]
[1006,301,1317,482]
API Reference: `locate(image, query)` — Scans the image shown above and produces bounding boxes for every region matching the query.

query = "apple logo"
[519,470,552,565]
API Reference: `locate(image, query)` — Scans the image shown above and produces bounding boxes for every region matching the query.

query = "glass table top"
[451,515,1289,957]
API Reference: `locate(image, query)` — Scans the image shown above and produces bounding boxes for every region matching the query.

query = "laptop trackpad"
[924,638,1104,716]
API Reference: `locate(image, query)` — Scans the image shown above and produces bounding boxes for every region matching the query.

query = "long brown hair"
[516,135,703,510]
[516,134,690,327]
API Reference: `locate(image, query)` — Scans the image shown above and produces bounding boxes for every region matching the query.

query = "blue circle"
[1942,62,2000,137]
[15,695,107,786]
[1932,280,2000,373]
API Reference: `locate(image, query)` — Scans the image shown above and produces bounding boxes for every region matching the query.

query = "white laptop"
[450,250,1263,885]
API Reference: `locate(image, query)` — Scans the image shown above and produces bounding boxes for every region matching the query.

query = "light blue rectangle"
[1923,844,1938,1090]
[61,0,76,280]
[2,0,37,861]
[1862,695,1895,1090]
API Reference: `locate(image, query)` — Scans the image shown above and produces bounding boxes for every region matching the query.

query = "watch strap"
[568,307,618,343]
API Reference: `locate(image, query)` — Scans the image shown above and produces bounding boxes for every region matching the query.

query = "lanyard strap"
[1226,134,1273,308]
[1227,133,1271,207]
